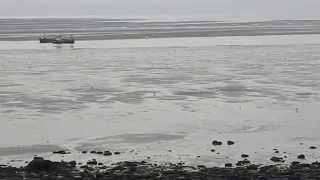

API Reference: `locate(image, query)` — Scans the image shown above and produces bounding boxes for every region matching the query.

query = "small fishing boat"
[39,35,75,44]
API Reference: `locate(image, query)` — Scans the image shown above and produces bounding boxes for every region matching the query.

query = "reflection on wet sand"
[0,145,64,156]
[0,39,319,166]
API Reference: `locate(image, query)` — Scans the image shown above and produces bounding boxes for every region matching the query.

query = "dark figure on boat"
[52,37,75,44]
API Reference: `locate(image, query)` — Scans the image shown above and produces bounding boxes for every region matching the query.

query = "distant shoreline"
[1,18,320,41]
[2,31,320,42]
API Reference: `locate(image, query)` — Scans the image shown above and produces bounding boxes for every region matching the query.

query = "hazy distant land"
[1,18,320,41]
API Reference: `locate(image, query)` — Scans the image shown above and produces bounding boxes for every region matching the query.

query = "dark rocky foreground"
[2,157,320,180]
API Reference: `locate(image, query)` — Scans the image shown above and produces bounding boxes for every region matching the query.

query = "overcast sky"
[1,0,320,20]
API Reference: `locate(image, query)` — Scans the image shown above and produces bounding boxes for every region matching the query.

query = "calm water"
[0,25,320,166]
[1,18,320,41]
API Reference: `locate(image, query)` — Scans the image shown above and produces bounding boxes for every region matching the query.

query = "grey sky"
[1,0,320,20]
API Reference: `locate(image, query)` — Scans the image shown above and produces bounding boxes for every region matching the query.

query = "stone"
[26,157,55,172]
[241,154,249,158]
[87,159,98,165]
[212,140,223,146]
[104,151,112,156]
[291,161,301,167]
[227,141,235,145]
[69,161,77,168]
[297,154,306,160]
[247,164,259,170]
[270,156,285,163]
[99,166,107,169]
[236,159,251,166]
[80,165,88,169]
[52,150,70,155]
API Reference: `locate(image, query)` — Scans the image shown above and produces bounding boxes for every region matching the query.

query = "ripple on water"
[1,93,85,113]
[0,145,64,156]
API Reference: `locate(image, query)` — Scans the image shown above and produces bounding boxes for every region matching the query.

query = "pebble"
[297,154,306,160]
[104,151,112,156]
[236,159,251,166]
[52,150,70,155]
[227,140,235,145]
[87,159,98,165]
[225,163,232,168]
[241,154,249,158]
[309,146,317,149]
[212,140,223,146]
[270,156,285,163]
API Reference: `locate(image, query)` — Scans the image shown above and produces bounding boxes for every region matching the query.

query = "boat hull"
[52,39,75,44]
[39,38,56,43]
[39,36,75,44]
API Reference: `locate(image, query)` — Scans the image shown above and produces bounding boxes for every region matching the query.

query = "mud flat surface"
[0,39,320,167]
[2,156,320,180]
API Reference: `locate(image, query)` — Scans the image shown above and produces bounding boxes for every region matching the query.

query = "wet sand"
[0,39,320,168]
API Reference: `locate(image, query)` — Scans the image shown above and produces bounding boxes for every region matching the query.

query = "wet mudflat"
[0,30,320,179]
